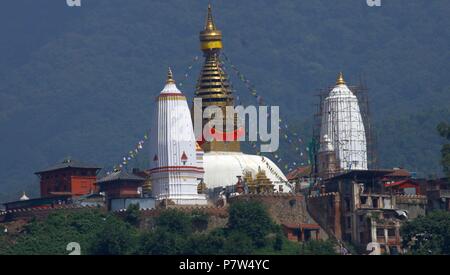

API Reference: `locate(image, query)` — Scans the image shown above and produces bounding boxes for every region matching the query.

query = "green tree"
[273,232,284,251]
[137,209,194,255]
[184,230,226,255]
[89,216,138,255]
[124,203,141,227]
[139,230,188,255]
[223,231,254,255]
[228,201,276,248]
[155,209,193,235]
[298,240,338,255]
[191,210,209,232]
[437,122,450,178]
[3,210,109,255]
[401,211,450,255]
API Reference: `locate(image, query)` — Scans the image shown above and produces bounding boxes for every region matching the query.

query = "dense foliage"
[1,210,129,255]
[437,122,450,178]
[401,211,450,255]
[0,201,337,255]
[0,0,449,202]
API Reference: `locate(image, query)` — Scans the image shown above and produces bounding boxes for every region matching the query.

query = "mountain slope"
[0,0,449,202]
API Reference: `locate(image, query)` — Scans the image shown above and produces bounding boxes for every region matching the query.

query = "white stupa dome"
[202,151,291,192]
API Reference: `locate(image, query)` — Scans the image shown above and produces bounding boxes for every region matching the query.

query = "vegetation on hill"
[0,201,337,255]
[437,122,450,178]
[0,0,449,201]
[401,211,450,255]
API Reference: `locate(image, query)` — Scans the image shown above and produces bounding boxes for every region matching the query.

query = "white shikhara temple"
[148,69,207,205]
[319,73,368,171]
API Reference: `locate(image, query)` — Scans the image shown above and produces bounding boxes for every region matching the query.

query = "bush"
[89,216,138,255]
[155,209,193,235]
[228,201,276,247]
[298,240,338,255]
[4,210,109,255]
[124,203,141,227]
[139,229,188,255]
[401,211,450,255]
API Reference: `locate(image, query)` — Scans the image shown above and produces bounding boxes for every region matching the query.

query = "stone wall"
[0,205,106,223]
[229,193,329,239]
[306,192,341,240]
[395,195,427,219]
[115,206,229,231]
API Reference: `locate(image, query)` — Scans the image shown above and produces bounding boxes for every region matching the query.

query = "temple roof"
[327,169,394,181]
[159,67,183,95]
[96,169,145,184]
[35,158,101,174]
[287,166,312,181]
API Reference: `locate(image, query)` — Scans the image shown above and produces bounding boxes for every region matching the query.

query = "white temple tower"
[319,72,368,171]
[149,68,207,205]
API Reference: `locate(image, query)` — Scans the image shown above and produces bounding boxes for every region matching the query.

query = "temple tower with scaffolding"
[315,73,369,177]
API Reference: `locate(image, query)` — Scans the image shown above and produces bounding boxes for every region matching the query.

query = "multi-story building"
[35,158,101,198]
[308,169,427,254]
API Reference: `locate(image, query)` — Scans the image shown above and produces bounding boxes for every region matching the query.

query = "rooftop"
[287,166,312,181]
[327,169,395,181]
[96,169,145,184]
[35,158,101,174]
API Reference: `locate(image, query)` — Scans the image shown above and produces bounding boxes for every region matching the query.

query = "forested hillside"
[0,0,449,202]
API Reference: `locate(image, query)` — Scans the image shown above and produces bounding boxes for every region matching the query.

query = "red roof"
[287,166,311,181]
[384,179,418,188]
[385,169,411,178]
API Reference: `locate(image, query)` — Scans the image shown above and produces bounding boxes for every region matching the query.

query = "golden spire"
[199,3,223,51]
[194,3,240,153]
[166,67,175,84]
[336,72,346,85]
[205,3,215,31]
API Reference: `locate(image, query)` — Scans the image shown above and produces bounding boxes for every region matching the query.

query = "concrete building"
[427,178,450,211]
[307,169,427,254]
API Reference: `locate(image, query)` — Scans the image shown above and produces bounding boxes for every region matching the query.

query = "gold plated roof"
[195,54,233,106]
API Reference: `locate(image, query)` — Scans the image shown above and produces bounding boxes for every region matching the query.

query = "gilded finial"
[336,72,346,85]
[166,67,175,84]
[205,3,215,31]
[200,3,223,51]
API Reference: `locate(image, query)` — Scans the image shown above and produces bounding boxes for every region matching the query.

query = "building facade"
[308,170,426,254]
[35,158,100,198]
